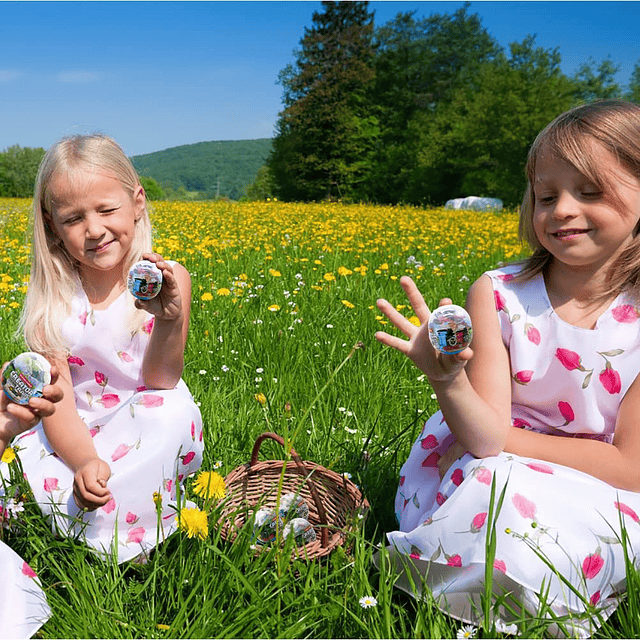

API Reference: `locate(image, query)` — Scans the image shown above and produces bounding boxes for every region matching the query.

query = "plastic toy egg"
[127,260,163,300]
[252,507,284,546]
[427,304,473,355]
[282,517,317,546]
[2,352,51,405]
[277,492,310,521]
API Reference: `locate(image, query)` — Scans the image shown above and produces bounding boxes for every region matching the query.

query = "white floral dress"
[12,289,204,563]
[0,541,50,638]
[386,265,640,636]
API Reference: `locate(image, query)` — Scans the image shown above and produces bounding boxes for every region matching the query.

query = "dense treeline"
[267,1,640,206]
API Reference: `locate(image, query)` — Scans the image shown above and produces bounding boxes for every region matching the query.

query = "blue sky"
[1,1,638,157]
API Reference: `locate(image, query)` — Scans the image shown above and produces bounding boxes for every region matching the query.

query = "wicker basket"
[220,432,369,559]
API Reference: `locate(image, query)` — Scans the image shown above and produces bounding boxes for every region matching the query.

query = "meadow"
[0,198,635,638]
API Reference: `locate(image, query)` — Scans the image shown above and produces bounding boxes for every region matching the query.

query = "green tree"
[269,1,378,202]
[571,57,622,103]
[139,175,165,200]
[404,36,576,206]
[244,165,277,201]
[0,145,45,197]
[626,59,640,103]
[366,4,501,203]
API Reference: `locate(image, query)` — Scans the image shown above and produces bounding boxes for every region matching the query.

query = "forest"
[1,1,638,205]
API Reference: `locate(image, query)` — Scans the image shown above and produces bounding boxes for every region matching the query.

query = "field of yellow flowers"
[0,198,536,638]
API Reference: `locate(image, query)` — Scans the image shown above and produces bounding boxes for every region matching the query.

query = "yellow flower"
[268,304,280,312]
[254,392,267,406]
[268,268,281,277]
[323,272,335,282]
[217,287,231,296]
[341,300,355,309]
[157,624,171,631]
[201,292,213,301]
[193,471,226,500]
[152,491,162,508]
[177,507,209,540]
[408,316,421,326]
[1,447,15,464]
[338,266,352,276]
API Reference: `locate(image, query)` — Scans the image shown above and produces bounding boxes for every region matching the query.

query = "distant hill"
[131,138,272,200]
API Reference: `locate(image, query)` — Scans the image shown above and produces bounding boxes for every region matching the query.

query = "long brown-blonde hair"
[19,134,153,357]
[517,100,640,301]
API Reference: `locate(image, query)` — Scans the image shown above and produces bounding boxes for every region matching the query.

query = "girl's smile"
[48,170,145,287]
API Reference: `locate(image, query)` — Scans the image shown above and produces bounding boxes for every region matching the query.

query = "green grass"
[0,199,638,638]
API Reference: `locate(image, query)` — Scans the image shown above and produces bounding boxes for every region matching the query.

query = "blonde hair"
[20,133,153,357]
[518,100,640,301]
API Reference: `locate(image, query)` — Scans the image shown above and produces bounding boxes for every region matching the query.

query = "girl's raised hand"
[134,253,183,322]
[375,276,473,383]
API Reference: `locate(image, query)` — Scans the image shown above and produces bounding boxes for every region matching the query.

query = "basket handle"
[250,432,330,548]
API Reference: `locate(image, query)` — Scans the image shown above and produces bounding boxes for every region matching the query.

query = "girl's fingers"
[376,299,418,338]
[374,330,411,355]
[400,276,431,324]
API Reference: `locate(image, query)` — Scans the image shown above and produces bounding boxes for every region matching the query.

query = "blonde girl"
[11,134,203,563]
[376,100,640,636]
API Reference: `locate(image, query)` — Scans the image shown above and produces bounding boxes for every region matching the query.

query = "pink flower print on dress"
[582,551,604,579]
[89,426,102,438]
[513,370,533,385]
[126,511,139,525]
[493,559,507,574]
[473,466,492,485]
[614,501,640,523]
[599,364,622,395]
[612,304,639,323]
[99,393,120,409]
[451,468,464,486]
[420,434,438,449]
[79,311,88,325]
[191,421,196,440]
[111,440,139,462]
[555,348,594,387]
[471,512,487,533]
[558,401,575,425]
[142,318,155,334]
[22,562,37,578]
[497,273,515,282]
[102,498,116,514]
[95,371,108,387]
[139,394,164,408]
[512,493,537,520]
[117,351,134,363]
[127,527,145,544]
[526,461,554,474]
[512,418,531,429]
[422,451,441,467]
[181,451,196,465]
[436,492,447,506]
[590,591,601,606]
[68,355,85,366]
[163,478,173,493]
[446,554,462,567]
[494,290,508,313]
[43,477,59,493]
[525,323,541,345]
[398,475,405,487]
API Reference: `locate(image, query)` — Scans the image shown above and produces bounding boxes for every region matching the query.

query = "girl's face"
[532,143,640,273]
[48,168,145,283]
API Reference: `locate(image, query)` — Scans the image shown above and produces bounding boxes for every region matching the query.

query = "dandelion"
[1,447,16,464]
[457,624,477,638]
[254,392,267,406]
[177,507,209,540]
[268,268,281,277]
[323,272,335,282]
[201,292,213,301]
[341,299,355,309]
[268,304,280,312]
[192,471,225,500]
[408,315,421,326]
[359,595,378,608]
[216,288,231,296]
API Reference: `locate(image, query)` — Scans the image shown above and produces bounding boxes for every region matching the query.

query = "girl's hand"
[375,276,473,383]
[437,440,469,480]
[134,253,183,323]
[73,458,112,510]
[0,365,63,441]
